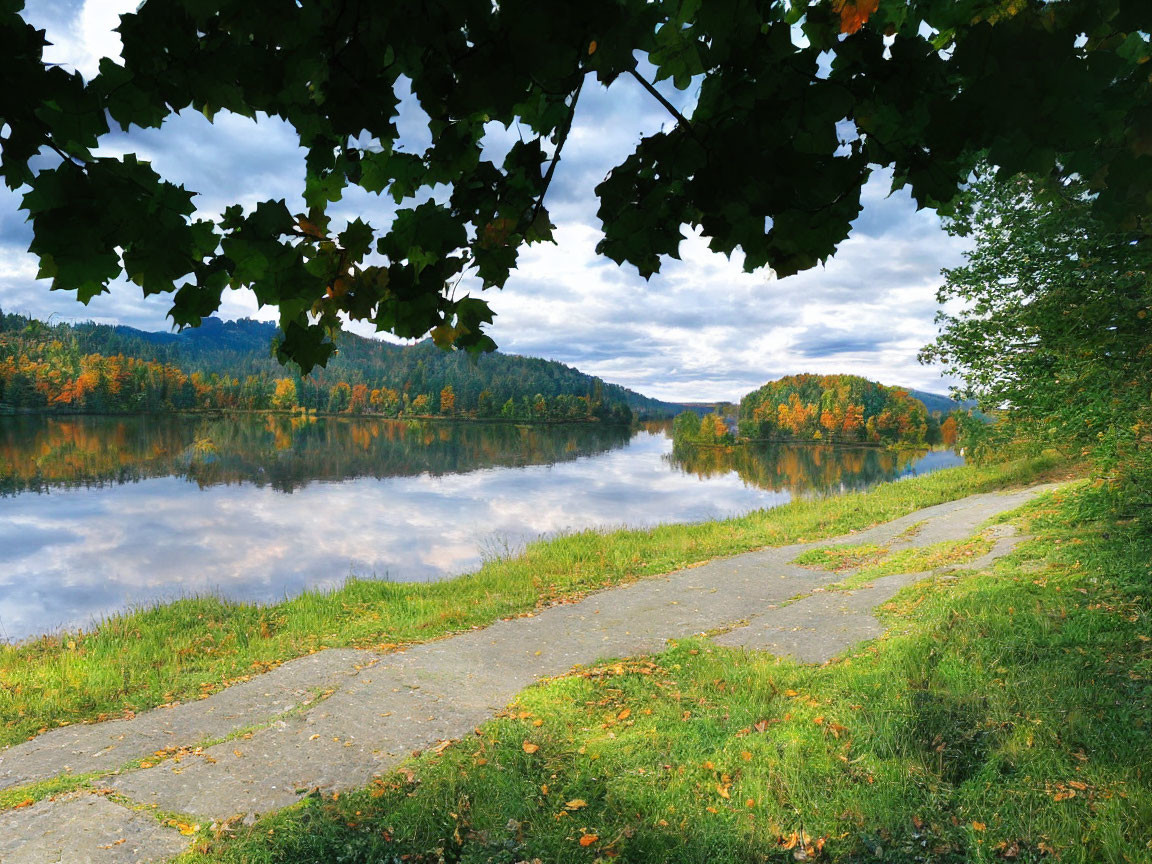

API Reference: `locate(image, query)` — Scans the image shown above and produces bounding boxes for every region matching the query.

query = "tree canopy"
[922,169,1152,493]
[3,0,1150,370]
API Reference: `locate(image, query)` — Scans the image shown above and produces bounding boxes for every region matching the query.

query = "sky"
[2,0,971,403]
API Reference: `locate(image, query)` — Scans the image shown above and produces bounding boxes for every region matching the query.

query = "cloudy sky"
[3,0,970,402]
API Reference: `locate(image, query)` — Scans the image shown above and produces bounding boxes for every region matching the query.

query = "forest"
[676,373,960,448]
[0,312,637,423]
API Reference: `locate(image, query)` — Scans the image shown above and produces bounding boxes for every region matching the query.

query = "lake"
[0,414,963,641]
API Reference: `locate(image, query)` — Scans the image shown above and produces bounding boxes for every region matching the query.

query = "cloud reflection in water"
[0,418,959,640]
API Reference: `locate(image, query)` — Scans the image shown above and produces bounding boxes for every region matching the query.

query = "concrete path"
[0,484,1052,863]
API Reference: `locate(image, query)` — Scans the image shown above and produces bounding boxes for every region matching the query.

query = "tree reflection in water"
[667,440,960,496]
[0,414,633,496]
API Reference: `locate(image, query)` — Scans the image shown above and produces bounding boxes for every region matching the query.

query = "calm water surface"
[0,415,962,640]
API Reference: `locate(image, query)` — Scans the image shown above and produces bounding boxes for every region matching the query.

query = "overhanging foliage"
[3,0,1150,370]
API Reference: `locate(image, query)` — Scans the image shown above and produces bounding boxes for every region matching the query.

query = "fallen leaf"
[618,708,631,720]
[565,799,588,810]
[579,834,598,846]
[717,784,731,799]
[522,741,540,754]
[972,821,986,832]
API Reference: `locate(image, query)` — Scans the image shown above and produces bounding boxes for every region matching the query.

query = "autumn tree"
[347,383,370,414]
[673,410,732,446]
[370,386,400,416]
[271,378,297,411]
[439,385,456,416]
[4,1,1150,370]
[939,414,958,448]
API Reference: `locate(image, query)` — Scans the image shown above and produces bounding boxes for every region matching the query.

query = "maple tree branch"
[44,138,89,170]
[627,67,694,135]
[527,76,584,228]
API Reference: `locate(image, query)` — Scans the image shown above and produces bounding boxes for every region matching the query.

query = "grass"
[792,542,892,572]
[177,479,1152,864]
[0,456,1062,749]
[0,772,95,811]
[794,532,999,592]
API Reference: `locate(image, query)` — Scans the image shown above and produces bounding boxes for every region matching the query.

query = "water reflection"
[0,414,633,495]
[0,415,961,641]
[668,440,964,495]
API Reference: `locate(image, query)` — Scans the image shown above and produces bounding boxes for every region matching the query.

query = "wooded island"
[674,374,963,449]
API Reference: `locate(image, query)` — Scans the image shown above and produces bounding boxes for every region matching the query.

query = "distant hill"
[903,388,976,416]
[663,401,736,419]
[620,394,718,419]
[0,313,634,422]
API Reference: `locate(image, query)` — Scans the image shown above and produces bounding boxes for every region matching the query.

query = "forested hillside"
[737,374,944,446]
[904,388,974,416]
[0,312,635,422]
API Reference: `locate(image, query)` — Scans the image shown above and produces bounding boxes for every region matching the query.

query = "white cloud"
[30,0,136,78]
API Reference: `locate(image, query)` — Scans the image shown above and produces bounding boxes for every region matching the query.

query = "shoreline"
[677,436,954,453]
[0,406,636,426]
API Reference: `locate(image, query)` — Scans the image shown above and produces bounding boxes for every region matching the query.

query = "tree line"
[0,312,632,423]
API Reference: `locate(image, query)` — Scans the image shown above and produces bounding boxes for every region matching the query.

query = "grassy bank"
[181,479,1150,864]
[0,457,1061,749]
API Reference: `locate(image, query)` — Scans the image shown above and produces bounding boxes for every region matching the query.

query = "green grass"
[0,772,95,811]
[178,480,1152,864]
[792,542,892,571]
[0,456,1060,749]
[794,532,999,592]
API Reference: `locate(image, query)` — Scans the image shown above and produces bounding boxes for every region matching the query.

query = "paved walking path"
[0,484,1054,863]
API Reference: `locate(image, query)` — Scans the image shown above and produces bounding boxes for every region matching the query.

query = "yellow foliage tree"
[271,378,297,410]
